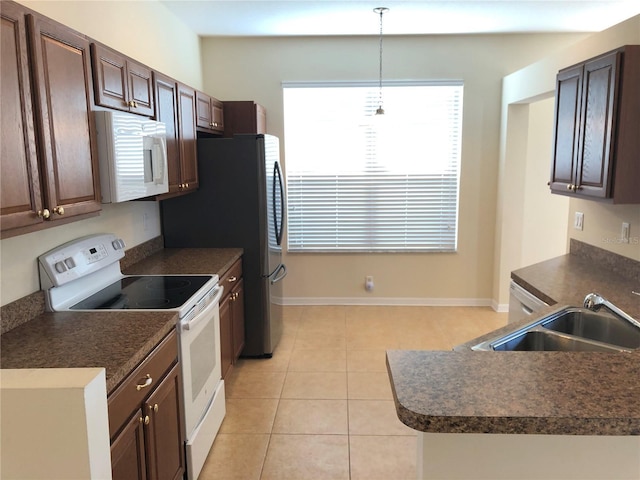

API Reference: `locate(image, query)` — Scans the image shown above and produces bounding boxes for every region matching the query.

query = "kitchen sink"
[541,309,640,349]
[472,298,640,352]
[490,329,626,352]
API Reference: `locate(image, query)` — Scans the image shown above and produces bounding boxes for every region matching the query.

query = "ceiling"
[159,0,640,37]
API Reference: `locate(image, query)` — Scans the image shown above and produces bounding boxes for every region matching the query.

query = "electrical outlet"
[365,276,374,292]
[574,212,584,231]
[622,222,630,243]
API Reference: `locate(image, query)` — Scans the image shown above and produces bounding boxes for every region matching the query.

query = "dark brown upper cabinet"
[1,2,101,238]
[223,101,266,137]
[550,45,640,204]
[195,90,224,134]
[91,42,155,117]
[153,72,198,198]
[1,1,43,233]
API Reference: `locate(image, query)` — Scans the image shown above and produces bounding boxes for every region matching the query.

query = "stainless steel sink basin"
[472,299,640,353]
[490,330,626,352]
[541,309,640,349]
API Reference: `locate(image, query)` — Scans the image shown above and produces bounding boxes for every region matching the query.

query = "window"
[283,81,463,252]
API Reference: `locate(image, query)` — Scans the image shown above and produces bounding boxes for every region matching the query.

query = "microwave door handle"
[152,138,165,184]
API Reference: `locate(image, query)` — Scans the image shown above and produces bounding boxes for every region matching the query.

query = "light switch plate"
[574,212,584,231]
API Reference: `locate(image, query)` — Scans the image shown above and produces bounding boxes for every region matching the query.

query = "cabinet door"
[154,73,181,195]
[28,13,101,220]
[0,3,44,233]
[111,409,147,480]
[231,278,246,360]
[550,65,582,193]
[195,91,213,130]
[211,97,224,133]
[196,91,224,133]
[219,294,233,379]
[91,43,129,112]
[177,83,198,192]
[144,364,185,480]
[127,59,154,116]
[574,51,619,198]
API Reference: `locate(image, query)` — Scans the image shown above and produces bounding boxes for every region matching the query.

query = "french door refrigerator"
[161,134,287,357]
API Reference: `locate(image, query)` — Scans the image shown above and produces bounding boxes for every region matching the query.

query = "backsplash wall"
[567,201,640,261]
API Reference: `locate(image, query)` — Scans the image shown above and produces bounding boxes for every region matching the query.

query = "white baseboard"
[492,300,509,313]
[282,297,497,308]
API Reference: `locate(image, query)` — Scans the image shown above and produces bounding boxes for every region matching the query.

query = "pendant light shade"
[374,7,389,115]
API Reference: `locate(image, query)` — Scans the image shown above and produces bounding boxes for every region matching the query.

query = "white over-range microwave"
[95,110,169,203]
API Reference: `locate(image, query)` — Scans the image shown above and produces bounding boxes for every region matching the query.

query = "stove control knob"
[64,258,76,269]
[111,239,126,250]
[54,261,67,273]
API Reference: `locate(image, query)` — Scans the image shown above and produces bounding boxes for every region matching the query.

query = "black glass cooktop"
[70,275,213,310]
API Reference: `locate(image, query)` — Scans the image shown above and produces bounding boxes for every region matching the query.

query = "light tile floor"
[199,305,507,480]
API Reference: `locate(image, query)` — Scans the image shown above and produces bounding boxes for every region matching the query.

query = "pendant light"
[374,7,389,115]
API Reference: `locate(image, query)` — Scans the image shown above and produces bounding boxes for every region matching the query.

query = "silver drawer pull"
[136,374,153,391]
[227,276,237,283]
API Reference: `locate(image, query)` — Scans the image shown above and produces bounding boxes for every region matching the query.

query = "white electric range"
[38,233,225,480]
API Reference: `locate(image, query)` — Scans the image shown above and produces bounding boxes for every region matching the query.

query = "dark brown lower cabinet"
[219,294,233,379]
[111,409,147,480]
[231,278,245,360]
[109,332,185,480]
[219,258,245,379]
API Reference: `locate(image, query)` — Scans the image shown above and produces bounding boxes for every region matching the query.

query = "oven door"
[178,285,224,437]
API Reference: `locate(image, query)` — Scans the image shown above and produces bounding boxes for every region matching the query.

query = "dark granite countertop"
[0,310,177,393]
[511,241,639,320]
[387,240,640,436]
[0,243,243,395]
[122,247,243,277]
[386,349,640,436]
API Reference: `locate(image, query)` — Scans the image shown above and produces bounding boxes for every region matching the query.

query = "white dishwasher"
[508,280,549,324]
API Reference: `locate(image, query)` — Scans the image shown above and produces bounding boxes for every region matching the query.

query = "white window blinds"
[283,82,463,252]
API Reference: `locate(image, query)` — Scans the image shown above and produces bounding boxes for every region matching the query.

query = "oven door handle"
[181,285,224,331]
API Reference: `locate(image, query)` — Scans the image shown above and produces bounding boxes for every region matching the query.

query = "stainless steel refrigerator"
[161,134,286,357]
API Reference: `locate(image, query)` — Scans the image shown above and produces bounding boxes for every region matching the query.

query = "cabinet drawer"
[220,258,242,292]
[108,330,178,439]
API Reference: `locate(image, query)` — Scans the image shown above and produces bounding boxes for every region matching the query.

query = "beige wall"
[521,98,570,267]
[494,15,640,306]
[201,33,586,305]
[0,1,203,305]
[16,0,203,88]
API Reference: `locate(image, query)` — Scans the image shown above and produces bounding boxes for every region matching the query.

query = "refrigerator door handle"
[269,263,287,285]
[273,161,285,246]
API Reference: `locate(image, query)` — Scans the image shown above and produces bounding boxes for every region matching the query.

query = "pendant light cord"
[374,7,388,115]
[378,9,383,100]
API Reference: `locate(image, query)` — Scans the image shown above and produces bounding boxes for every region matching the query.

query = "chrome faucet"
[584,292,640,329]
[583,293,606,310]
